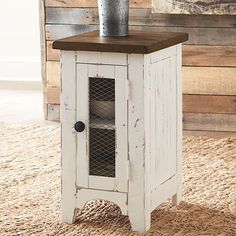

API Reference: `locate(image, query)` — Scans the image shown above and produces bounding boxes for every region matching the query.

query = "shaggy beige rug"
[0,123,235,236]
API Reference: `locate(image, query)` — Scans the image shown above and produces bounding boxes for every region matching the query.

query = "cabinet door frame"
[76,63,128,193]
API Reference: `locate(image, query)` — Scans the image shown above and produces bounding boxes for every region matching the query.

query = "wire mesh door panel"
[89,77,116,178]
[77,64,128,192]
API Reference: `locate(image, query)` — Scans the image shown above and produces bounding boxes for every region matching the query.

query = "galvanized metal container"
[98,0,129,37]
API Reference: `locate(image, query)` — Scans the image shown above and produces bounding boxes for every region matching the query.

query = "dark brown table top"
[53,30,188,54]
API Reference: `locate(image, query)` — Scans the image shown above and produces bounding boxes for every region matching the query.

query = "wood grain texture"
[47,25,236,45]
[183,113,236,131]
[46,8,236,27]
[183,67,236,95]
[45,86,60,104]
[183,95,236,114]
[45,0,151,8]
[46,61,60,86]
[183,45,236,67]
[47,41,60,61]
[53,30,188,54]
[39,0,48,119]
[153,0,236,15]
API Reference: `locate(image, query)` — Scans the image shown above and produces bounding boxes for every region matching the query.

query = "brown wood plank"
[183,113,236,132]
[46,24,236,45]
[183,45,236,67]
[45,0,151,8]
[183,67,236,95]
[47,41,60,61]
[46,8,236,28]
[45,86,60,104]
[46,61,60,86]
[183,95,236,114]
[52,30,188,54]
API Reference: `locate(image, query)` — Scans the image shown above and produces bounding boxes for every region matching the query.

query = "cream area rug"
[0,123,235,236]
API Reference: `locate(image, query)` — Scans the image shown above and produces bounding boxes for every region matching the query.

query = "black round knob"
[74,121,85,133]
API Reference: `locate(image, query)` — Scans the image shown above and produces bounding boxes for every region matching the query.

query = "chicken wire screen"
[89,77,116,178]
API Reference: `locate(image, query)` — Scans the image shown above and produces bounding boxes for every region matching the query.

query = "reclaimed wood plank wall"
[40,0,236,131]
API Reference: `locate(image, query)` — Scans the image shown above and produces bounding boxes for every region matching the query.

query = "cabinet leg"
[172,192,182,206]
[62,208,78,224]
[129,211,151,233]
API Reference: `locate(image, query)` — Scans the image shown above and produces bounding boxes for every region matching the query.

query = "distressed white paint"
[61,46,183,233]
[61,51,77,223]
[172,44,183,206]
[76,63,128,192]
[77,51,127,65]
[77,64,89,188]
[115,66,129,193]
[76,189,128,215]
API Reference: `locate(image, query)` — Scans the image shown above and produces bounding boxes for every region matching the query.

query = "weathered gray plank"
[46,8,236,27]
[46,24,98,40]
[46,24,236,45]
[183,113,236,131]
[153,0,236,15]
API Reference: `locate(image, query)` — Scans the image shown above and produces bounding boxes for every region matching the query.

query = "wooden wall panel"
[46,24,236,45]
[41,0,236,131]
[46,8,236,27]
[183,113,236,132]
[183,67,236,95]
[183,45,236,67]
[47,41,60,61]
[183,95,236,114]
[45,0,152,8]
[46,61,60,86]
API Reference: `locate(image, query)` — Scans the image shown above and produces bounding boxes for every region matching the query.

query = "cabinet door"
[76,64,128,193]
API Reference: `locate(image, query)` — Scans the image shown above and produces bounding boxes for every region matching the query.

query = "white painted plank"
[128,54,150,232]
[115,66,128,193]
[77,64,89,188]
[89,176,115,191]
[150,45,176,64]
[170,55,177,177]
[151,175,177,211]
[173,44,183,205]
[76,189,128,215]
[61,51,77,223]
[144,53,152,231]
[77,51,128,65]
[88,64,115,79]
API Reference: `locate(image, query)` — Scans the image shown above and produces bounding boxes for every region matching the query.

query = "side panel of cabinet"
[150,51,177,188]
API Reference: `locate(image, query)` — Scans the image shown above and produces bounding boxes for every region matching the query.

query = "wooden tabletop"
[53,30,188,54]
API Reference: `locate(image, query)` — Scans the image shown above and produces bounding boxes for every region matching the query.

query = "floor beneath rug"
[0,123,235,235]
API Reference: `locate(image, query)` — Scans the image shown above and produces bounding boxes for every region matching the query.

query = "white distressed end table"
[53,30,188,233]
